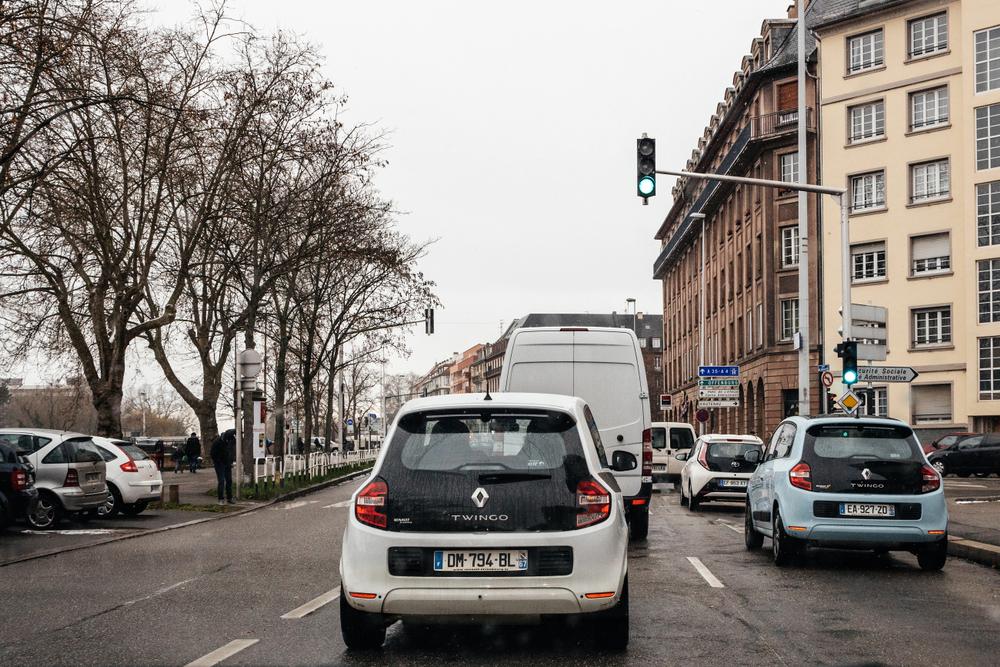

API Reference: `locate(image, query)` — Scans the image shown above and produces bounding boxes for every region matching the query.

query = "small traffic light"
[424,307,434,335]
[637,136,656,202]
[835,340,858,385]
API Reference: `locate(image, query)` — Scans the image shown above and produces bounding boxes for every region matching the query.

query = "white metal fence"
[252,449,378,486]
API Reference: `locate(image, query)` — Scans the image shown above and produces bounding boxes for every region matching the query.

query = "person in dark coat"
[153,439,165,471]
[296,437,305,456]
[185,432,201,473]
[171,442,184,474]
[210,429,236,505]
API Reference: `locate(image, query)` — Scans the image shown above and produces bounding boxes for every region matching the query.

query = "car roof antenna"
[483,386,493,401]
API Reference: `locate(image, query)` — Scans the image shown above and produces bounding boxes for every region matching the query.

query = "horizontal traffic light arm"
[656,168,845,196]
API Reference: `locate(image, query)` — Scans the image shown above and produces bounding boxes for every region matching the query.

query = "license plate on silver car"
[86,473,101,482]
[840,503,895,517]
[433,550,528,573]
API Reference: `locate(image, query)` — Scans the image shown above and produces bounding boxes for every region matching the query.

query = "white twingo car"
[678,434,764,510]
[339,393,631,650]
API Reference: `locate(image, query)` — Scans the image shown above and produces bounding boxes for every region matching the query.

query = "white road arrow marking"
[687,556,725,588]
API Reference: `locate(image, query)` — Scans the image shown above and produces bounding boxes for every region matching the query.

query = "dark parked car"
[0,442,39,531]
[923,432,976,456]
[928,433,1000,477]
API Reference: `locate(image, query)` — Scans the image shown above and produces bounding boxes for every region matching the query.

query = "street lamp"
[234,348,263,500]
[139,391,147,437]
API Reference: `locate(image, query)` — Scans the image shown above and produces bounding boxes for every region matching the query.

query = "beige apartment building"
[816,0,1000,434]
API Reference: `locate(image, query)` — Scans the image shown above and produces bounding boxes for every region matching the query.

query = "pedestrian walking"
[153,439,165,471]
[171,442,184,474]
[296,436,304,456]
[211,429,236,505]
[185,432,201,473]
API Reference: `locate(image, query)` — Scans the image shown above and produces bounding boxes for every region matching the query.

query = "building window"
[851,171,886,211]
[746,309,753,352]
[912,306,951,347]
[910,87,949,131]
[908,13,947,59]
[910,159,950,203]
[780,226,799,268]
[756,304,763,348]
[979,258,1000,323]
[654,356,662,371]
[911,233,951,276]
[975,26,1000,93]
[779,152,798,184]
[979,336,1000,400]
[780,298,798,341]
[978,181,1000,247]
[848,101,885,143]
[976,104,1000,170]
[851,241,886,283]
[848,30,884,74]
[863,386,889,417]
[638,338,647,348]
[652,337,661,348]
[911,384,952,424]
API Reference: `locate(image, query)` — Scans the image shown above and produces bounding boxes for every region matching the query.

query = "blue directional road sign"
[698,365,740,377]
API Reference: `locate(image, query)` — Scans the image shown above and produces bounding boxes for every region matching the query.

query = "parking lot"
[1,477,998,666]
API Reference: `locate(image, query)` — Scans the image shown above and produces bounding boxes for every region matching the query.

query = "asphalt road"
[1,479,998,666]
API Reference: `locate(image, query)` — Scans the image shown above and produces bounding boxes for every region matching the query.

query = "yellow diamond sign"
[838,390,861,414]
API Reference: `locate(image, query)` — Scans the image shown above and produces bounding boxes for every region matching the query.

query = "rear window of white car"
[392,409,583,473]
[119,444,149,460]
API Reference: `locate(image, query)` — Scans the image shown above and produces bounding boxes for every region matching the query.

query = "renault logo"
[471,487,489,508]
[861,468,872,480]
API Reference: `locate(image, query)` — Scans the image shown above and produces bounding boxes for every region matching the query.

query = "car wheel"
[772,508,799,567]
[97,485,122,519]
[917,538,948,571]
[744,502,763,551]
[121,501,148,517]
[592,576,629,651]
[679,483,688,507]
[931,460,947,476]
[340,591,386,649]
[27,493,60,530]
[629,506,649,541]
[687,484,699,511]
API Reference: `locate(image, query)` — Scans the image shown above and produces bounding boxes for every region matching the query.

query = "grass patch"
[201,461,372,502]
[149,501,237,513]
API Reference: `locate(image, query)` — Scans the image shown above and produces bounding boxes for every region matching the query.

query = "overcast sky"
[148,0,793,380]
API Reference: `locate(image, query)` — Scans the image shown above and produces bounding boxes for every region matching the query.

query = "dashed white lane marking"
[123,577,198,607]
[719,522,744,534]
[281,586,342,619]
[946,482,987,489]
[687,556,725,588]
[271,500,319,510]
[17,529,120,536]
[184,639,259,667]
[323,499,353,509]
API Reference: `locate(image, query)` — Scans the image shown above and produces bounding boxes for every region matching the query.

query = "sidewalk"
[943,477,1000,568]
[155,465,233,508]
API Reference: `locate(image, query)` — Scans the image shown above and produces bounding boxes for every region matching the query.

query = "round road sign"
[696,409,709,423]
[821,371,834,388]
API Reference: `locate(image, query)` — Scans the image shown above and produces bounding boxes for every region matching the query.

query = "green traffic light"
[638,176,655,196]
[843,369,858,385]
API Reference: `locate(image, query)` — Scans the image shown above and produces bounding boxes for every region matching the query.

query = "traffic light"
[637,136,656,201]
[424,307,434,335]
[835,341,858,386]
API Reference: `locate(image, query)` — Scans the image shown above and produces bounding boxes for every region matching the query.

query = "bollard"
[165,484,179,505]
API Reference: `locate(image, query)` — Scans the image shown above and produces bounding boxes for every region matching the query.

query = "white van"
[499,326,653,539]
[650,422,696,483]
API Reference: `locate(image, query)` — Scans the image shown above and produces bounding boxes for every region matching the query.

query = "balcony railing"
[750,108,815,141]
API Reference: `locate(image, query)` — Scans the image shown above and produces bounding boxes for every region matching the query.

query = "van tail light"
[11,468,28,492]
[355,479,388,529]
[789,462,812,491]
[576,479,611,528]
[641,429,653,479]
[120,459,138,473]
[64,469,80,487]
[698,444,710,470]
[920,464,941,494]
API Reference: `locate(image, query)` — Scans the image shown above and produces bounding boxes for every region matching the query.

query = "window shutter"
[851,241,884,256]
[912,384,951,420]
[777,82,797,111]
[912,233,950,260]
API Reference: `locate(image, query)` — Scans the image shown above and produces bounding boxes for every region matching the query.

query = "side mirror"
[674,451,689,462]
[744,449,761,464]
[610,450,638,472]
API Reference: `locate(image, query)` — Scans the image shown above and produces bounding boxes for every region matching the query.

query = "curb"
[0,466,373,568]
[949,536,1000,569]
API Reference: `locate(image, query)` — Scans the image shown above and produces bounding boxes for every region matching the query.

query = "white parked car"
[650,421,696,482]
[499,326,653,539]
[678,434,764,510]
[92,438,162,517]
[339,393,630,650]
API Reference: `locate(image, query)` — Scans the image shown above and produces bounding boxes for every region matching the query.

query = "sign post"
[697,366,740,411]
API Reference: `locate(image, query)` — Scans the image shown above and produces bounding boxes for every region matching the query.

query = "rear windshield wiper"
[478,472,552,484]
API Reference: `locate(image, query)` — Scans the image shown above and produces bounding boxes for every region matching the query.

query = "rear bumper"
[58,488,108,511]
[381,587,585,616]
[120,479,163,503]
[2,488,38,520]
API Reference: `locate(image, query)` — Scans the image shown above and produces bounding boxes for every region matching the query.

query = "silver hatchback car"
[0,429,108,529]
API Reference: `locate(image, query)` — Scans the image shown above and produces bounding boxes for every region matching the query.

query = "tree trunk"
[194,406,219,458]
[324,364,335,447]
[92,385,124,438]
[273,325,289,459]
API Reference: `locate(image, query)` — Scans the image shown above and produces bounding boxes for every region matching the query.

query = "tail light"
[355,479,388,529]
[641,428,653,481]
[789,462,812,491]
[120,459,138,473]
[698,444,710,470]
[920,464,941,494]
[64,469,79,487]
[11,468,29,492]
[576,479,611,528]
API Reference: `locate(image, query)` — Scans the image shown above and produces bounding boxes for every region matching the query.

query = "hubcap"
[932,461,945,473]
[35,499,55,527]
